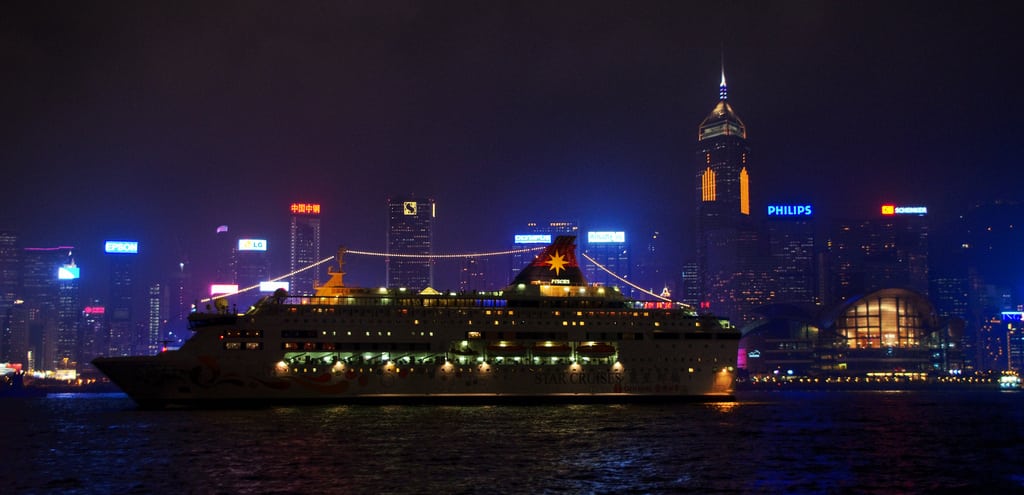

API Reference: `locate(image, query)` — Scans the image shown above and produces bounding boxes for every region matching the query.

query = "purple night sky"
[2,1,1019,293]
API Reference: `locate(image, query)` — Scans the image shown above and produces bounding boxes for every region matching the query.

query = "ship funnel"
[511,235,588,286]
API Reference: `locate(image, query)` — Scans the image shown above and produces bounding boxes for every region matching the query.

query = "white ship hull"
[94,340,737,408]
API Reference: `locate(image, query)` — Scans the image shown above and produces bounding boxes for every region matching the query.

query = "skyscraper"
[583,231,631,293]
[0,231,19,322]
[827,206,929,305]
[763,204,817,306]
[105,240,139,357]
[79,304,107,371]
[0,231,20,362]
[55,258,80,369]
[21,246,74,370]
[387,196,434,290]
[146,283,163,355]
[694,67,759,323]
[234,237,271,307]
[289,202,322,296]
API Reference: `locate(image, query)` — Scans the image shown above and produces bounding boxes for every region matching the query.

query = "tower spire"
[719,51,727,100]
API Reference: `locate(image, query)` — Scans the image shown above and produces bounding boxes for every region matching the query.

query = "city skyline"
[3,2,1021,294]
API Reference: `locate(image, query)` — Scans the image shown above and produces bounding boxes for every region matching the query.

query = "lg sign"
[238,239,268,251]
[767,204,812,216]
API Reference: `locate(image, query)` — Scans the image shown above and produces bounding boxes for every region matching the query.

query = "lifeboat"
[487,342,527,356]
[576,342,616,357]
[531,342,572,356]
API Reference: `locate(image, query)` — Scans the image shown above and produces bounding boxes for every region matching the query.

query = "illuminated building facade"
[106,241,138,357]
[764,205,817,306]
[386,196,434,290]
[23,247,73,369]
[79,304,107,370]
[740,288,954,376]
[234,237,270,307]
[583,231,631,293]
[56,259,80,369]
[0,231,18,363]
[1005,312,1024,373]
[830,289,945,373]
[827,207,929,305]
[694,68,760,323]
[289,203,322,296]
[146,283,164,356]
[0,231,19,326]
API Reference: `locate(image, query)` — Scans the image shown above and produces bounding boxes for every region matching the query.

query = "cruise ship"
[93,236,739,407]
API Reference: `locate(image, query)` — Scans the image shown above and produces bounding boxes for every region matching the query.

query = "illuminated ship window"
[224,342,241,350]
[245,342,262,350]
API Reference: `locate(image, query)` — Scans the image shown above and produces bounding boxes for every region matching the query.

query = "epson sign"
[767,204,813,217]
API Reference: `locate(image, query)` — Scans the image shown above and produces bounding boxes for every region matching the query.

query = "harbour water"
[2,390,1023,494]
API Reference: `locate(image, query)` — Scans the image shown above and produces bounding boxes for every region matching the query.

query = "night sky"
[2,1,1020,292]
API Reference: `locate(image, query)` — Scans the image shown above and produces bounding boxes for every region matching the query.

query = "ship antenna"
[335,246,346,286]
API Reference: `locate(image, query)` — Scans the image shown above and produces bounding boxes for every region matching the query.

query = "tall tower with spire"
[693,65,762,324]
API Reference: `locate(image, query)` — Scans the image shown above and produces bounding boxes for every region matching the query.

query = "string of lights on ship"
[199,246,678,306]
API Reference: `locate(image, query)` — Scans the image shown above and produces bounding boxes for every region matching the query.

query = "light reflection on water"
[2,391,1024,494]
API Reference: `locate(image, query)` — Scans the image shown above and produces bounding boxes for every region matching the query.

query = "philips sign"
[104,241,139,254]
[767,204,812,217]
[238,239,268,251]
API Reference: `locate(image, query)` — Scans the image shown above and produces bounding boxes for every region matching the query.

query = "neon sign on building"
[210,284,239,296]
[290,203,321,215]
[587,231,626,243]
[881,204,928,216]
[259,281,290,292]
[57,265,80,280]
[104,241,139,254]
[514,234,552,244]
[238,239,268,251]
[767,204,813,216]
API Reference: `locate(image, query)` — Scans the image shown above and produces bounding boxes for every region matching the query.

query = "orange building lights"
[702,167,716,202]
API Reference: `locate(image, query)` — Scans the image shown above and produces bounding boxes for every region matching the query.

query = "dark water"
[3,390,1023,494]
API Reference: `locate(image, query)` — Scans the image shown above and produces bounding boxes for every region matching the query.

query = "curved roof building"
[739,289,953,376]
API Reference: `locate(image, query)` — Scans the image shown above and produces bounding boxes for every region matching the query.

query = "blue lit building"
[583,231,631,293]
